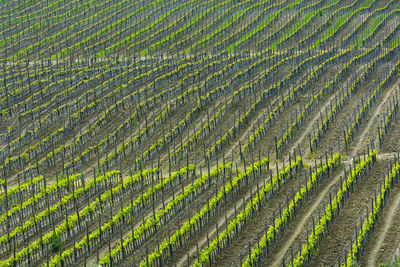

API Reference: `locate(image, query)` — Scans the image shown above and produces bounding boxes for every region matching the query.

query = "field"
[1,0,400,266]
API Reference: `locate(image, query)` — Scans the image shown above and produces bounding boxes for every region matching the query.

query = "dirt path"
[349,77,400,158]
[174,165,288,267]
[266,168,344,267]
[171,62,337,266]
[263,71,398,266]
[245,67,370,266]
[172,56,374,266]
[367,189,400,267]
[175,190,246,266]
[119,56,341,266]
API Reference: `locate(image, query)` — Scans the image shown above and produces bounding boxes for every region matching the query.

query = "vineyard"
[1,0,400,266]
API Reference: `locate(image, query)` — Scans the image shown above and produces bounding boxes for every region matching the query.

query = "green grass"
[377,256,400,267]
[357,13,386,45]
[228,10,279,52]
[320,11,351,42]
[362,0,374,8]
[279,11,314,44]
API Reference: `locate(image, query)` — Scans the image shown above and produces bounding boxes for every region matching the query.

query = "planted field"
[1,0,400,266]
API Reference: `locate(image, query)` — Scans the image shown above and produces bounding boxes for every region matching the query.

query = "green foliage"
[229,9,280,53]
[350,259,361,267]
[50,233,63,253]
[386,256,400,267]
[244,154,341,266]
[279,11,313,44]
[357,13,386,46]
[99,162,232,266]
[320,12,351,42]
[291,151,375,267]
[58,172,67,180]
[362,0,374,8]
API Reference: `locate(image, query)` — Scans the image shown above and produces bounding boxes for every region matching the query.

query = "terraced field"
[1,0,400,266]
